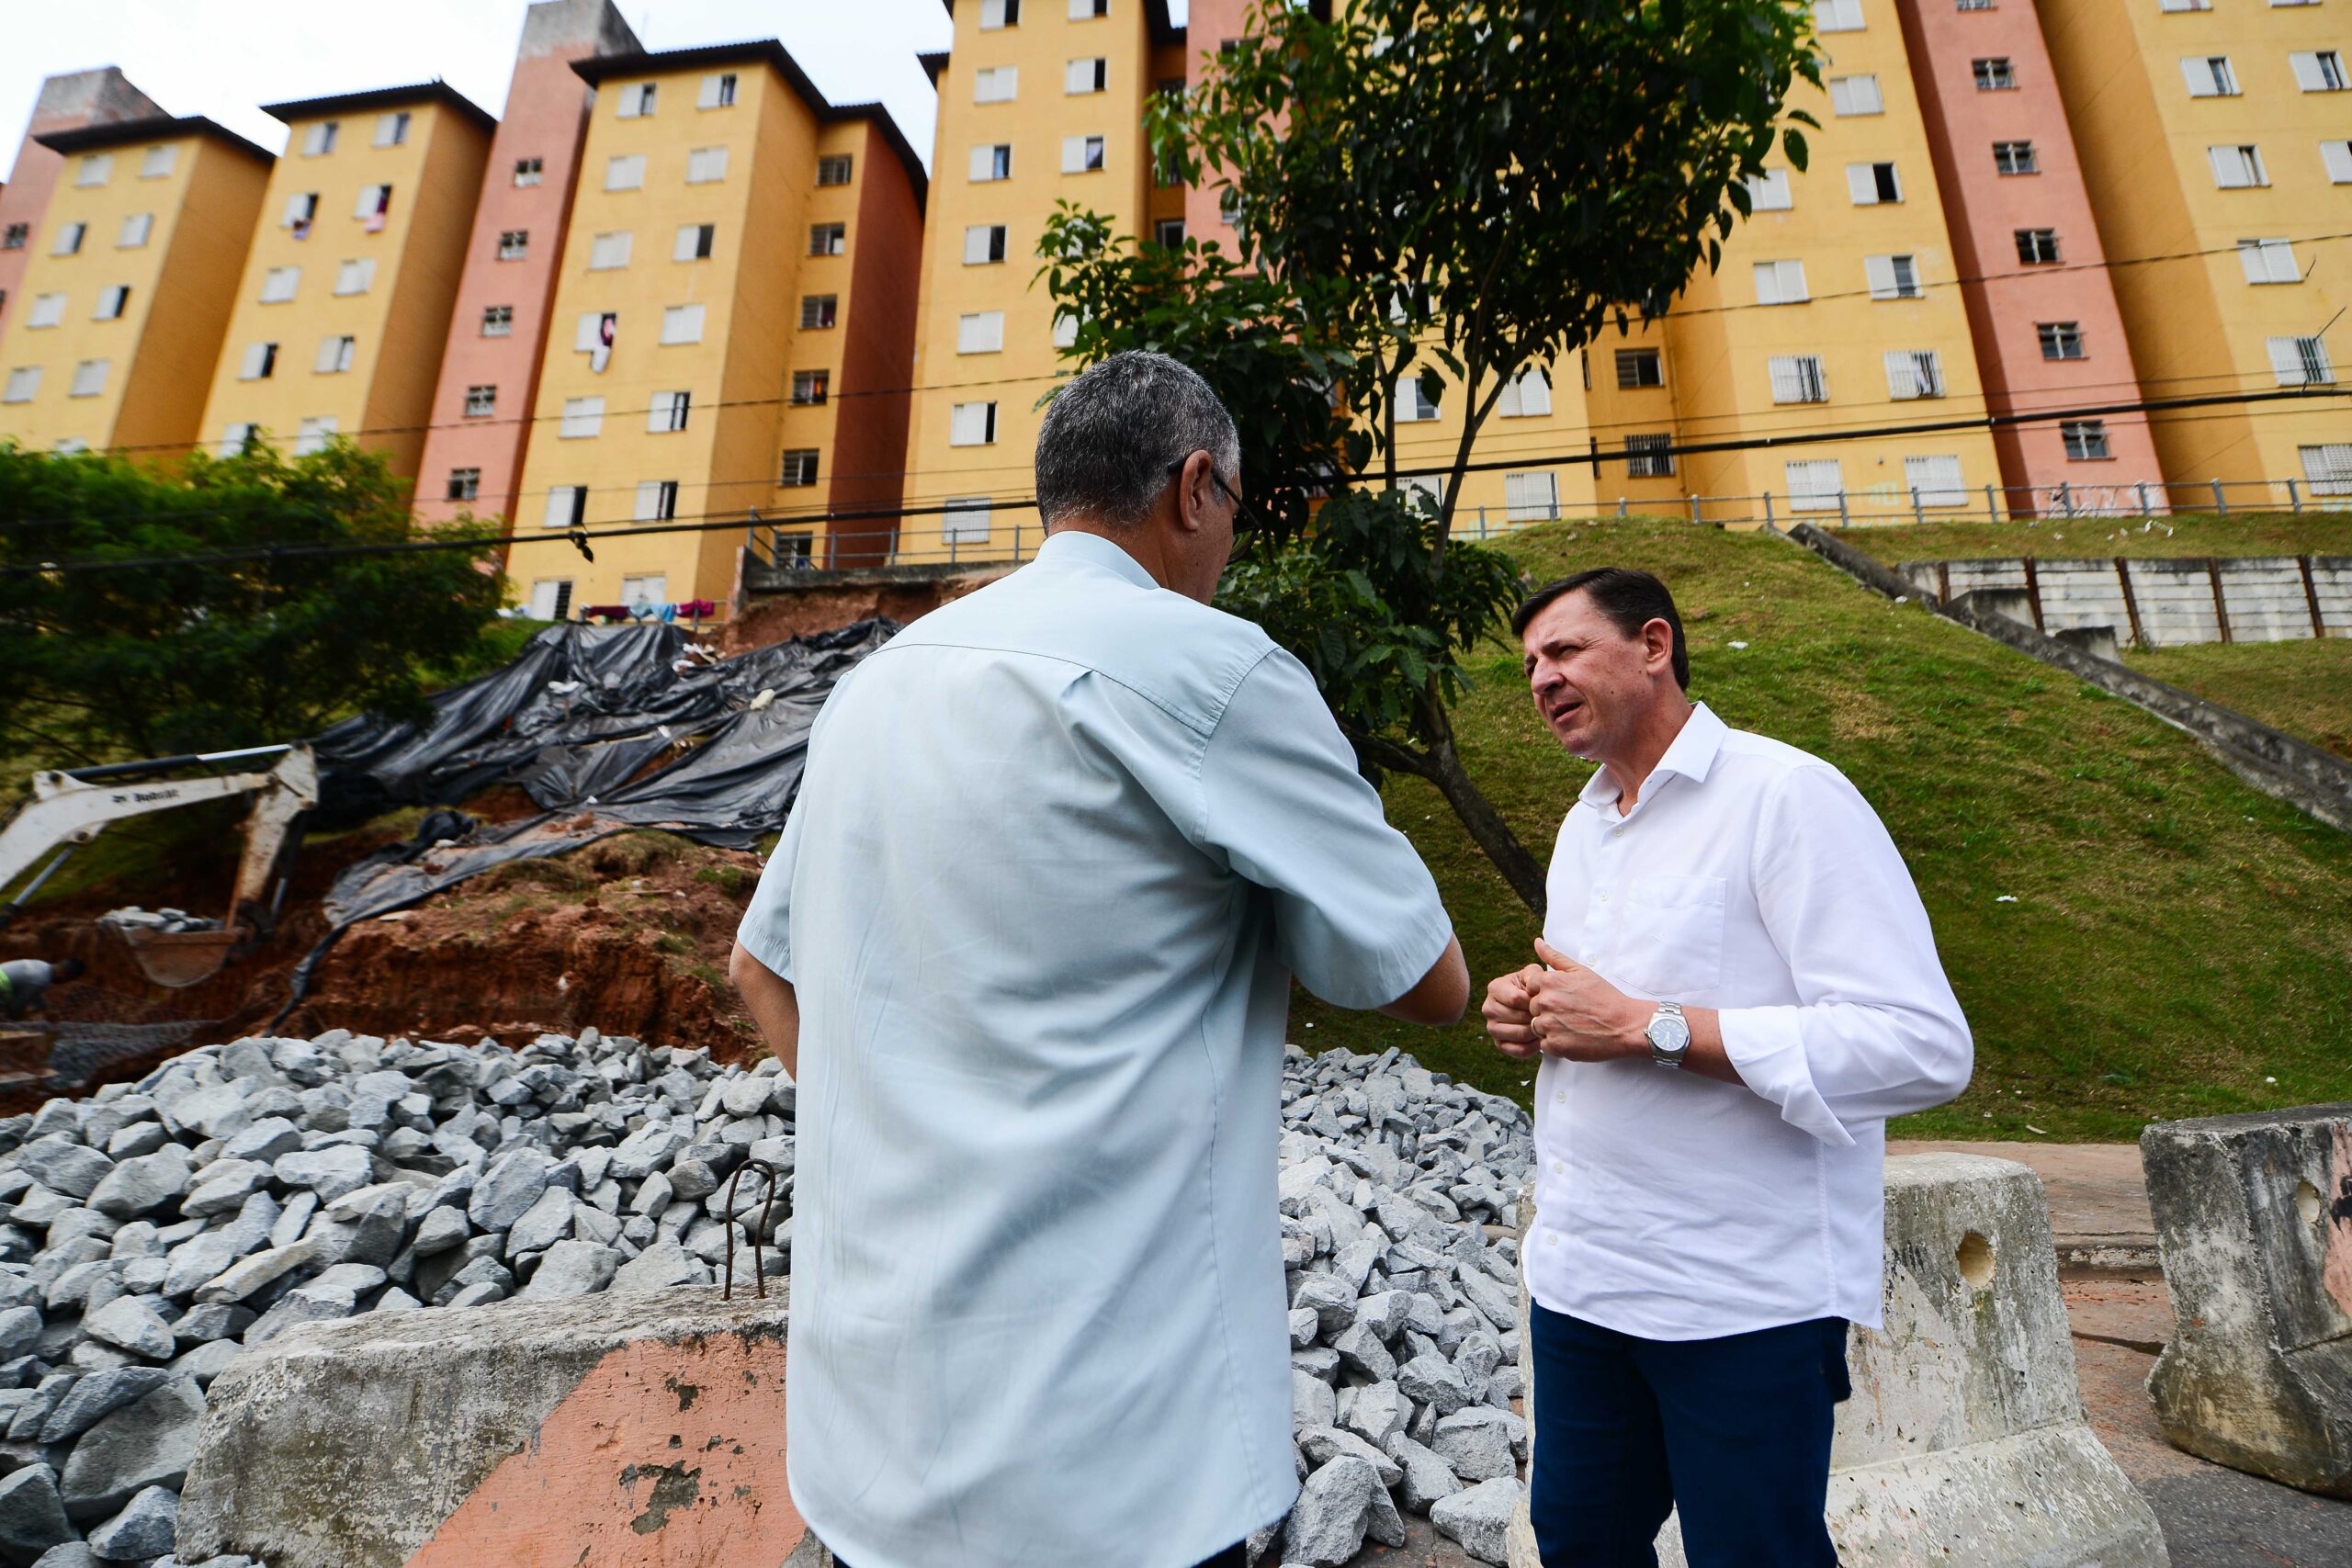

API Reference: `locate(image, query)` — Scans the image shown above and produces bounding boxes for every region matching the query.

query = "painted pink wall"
[1182,0,1245,246]
[1897,0,2165,511]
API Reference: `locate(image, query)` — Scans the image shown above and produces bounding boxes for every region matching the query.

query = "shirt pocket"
[1611,873,1727,1000]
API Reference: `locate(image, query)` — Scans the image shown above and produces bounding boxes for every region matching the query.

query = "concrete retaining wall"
[1896,554,2349,649]
[2143,1105,2352,1498]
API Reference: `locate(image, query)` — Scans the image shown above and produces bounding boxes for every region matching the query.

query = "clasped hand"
[1483,940,1646,1063]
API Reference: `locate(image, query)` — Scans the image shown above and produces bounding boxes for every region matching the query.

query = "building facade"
[0,69,164,343]
[500,41,924,621]
[194,84,493,479]
[0,118,271,457]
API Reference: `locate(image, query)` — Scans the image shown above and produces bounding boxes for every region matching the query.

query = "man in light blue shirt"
[730,351,1467,1568]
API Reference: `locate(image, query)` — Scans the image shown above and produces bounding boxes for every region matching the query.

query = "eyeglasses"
[1163,455,1266,536]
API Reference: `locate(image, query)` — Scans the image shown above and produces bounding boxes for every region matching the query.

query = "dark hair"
[1511,568,1690,690]
[51,958,85,983]
[1035,351,1241,529]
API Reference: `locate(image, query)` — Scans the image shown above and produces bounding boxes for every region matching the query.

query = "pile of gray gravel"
[0,1029,1529,1568]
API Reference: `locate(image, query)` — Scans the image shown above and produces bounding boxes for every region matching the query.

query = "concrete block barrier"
[175,1285,829,1568]
[1508,1155,2166,1567]
[2143,1105,2352,1498]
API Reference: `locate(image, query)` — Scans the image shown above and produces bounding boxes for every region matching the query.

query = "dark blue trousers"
[1528,1302,1849,1567]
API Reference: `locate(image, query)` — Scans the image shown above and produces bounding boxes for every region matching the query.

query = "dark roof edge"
[36,114,276,166]
[933,1,1182,46]
[829,102,930,211]
[259,80,496,134]
[917,50,950,85]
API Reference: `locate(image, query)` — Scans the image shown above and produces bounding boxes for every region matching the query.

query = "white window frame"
[969,143,1013,182]
[800,294,839,330]
[117,212,153,248]
[2061,421,2110,460]
[662,304,707,344]
[526,579,573,620]
[780,448,820,486]
[816,154,854,186]
[333,257,377,296]
[1828,75,1883,115]
[1753,259,1809,304]
[1062,134,1108,174]
[51,221,86,256]
[1905,456,1966,508]
[944,496,994,542]
[2238,238,2300,284]
[589,231,634,270]
[238,341,277,380]
[1503,471,1560,522]
[74,153,112,188]
[648,390,691,433]
[560,397,606,438]
[620,573,670,606]
[68,359,109,398]
[2290,51,2348,92]
[1495,368,1553,417]
[956,310,1007,354]
[1067,57,1110,94]
[353,184,392,222]
[291,415,338,457]
[2209,144,2268,187]
[373,110,410,147]
[2269,334,2335,387]
[631,481,679,523]
[975,66,1020,103]
[1865,254,1922,299]
[498,230,529,259]
[2299,443,2352,497]
[1814,0,1865,31]
[2324,141,2352,184]
[26,292,67,329]
[94,284,130,321]
[300,121,338,156]
[543,485,589,529]
[1746,169,1792,210]
[673,223,715,262]
[1,367,40,404]
[1768,354,1829,404]
[605,153,647,191]
[964,224,1009,264]
[2180,55,2240,96]
[1993,141,2037,175]
[282,191,319,230]
[685,146,729,184]
[261,266,301,303]
[215,421,256,457]
[139,144,176,179]
[1884,349,1945,399]
[464,384,496,418]
[949,401,1000,446]
[314,333,356,375]
[1785,458,1845,512]
[482,305,514,337]
[617,83,657,118]
[1395,375,1442,422]
[1068,0,1109,17]
[979,0,1020,25]
[1847,162,1902,205]
[698,72,739,109]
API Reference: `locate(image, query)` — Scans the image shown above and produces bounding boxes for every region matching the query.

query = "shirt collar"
[1035,528,1159,592]
[1577,702,1728,812]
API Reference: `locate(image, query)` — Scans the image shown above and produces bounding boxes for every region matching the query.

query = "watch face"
[1648,1012,1691,1055]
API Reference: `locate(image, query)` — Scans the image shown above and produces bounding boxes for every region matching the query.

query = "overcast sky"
[0,0,973,184]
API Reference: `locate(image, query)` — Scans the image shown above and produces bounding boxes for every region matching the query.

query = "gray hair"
[1035,351,1241,530]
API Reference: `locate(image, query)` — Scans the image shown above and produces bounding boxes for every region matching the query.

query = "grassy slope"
[1296,517,2352,1142]
[2124,639,2352,761]
[1828,510,2352,566]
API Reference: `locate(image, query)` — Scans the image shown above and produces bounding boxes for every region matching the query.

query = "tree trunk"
[1350,725,1548,918]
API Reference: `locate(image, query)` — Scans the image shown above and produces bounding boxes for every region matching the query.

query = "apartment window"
[292,416,338,457]
[301,121,339,156]
[673,223,716,262]
[68,360,108,398]
[543,485,589,529]
[801,295,840,330]
[261,266,300,303]
[1814,0,1865,30]
[1956,0,1993,8]
[514,157,543,186]
[791,369,831,404]
[94,285,129,320]
[1,224,27,250]
[2158,0,2211,10]
[447,468,481,502]
[1885,349,1945,399]
[633,480,679,522]
[2239,238,2300,284]
[779,448,820,486]
[979,0,1022,25]
[1383,375,1438,423]
[1626,434,1675,478]
[2269,335,2335,386]
[1768,355,1829,404]
[621,568,668,606]
[356,184,392,227]
[649,390,691,433]
[662,304,707,344]
[2015,229,2061,265]
[949,400,999,446]
[1615,349,1664,389]
[1848,162,1903,204]
[699,72,739,108]
[283,191,319,231]
[816,154,854,186]
[482,305,514,336]
[956,310,1005,353]
[2,367,39,403]
[1865,254,1922,299]
[314,334,356,375]
[1062,135,1108,173]
[560,397,605,437]
[617,83,657,118]
[970,144,1013,182]
[2290,51,2348,92]
[1494,471,1555,522]
[2062,421,2111,459]
[1154,218,1186,248]
[1785,459,1845,512]
[2301,444,2352,497]
[2181,56,2239,96]
[1828,75,1884,115]
[215,422,256,457]
[577,310,617,359]
[975,66,1020,103]
[334,257,378,294]
[1053,310,1082,349]
[944,497,994,543]
[1994,141,2038,175]
[374,110,411,148]
[1905,455,1966,506]
[1069,0,1109,16]
[605,154,647,191]
[1753,259,1809,304]
[51,222,86,256]
[52,439,90,457]
[2209,144,2268,187]
[809,223,846,256]
[1068,57,1110,94]
[452,384,492,419]
[491,231,526,264]
[1746,169,1792,210]
[1973,57,2016,89]
[2324,141,2352,184]
[140,144,176,179]
[686,146,729,184]
[964,224,1009,264]
[1497,368,1553,417]
[2039,321,2086,359]
[589,231,633,270]
[26,292,66,329]
[238,342,277,380]
[117,212,153,248]
[74,154,112,188]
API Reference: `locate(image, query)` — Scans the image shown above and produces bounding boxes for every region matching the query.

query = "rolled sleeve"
[1719,764,1973,1145]
[1196,649,1454,1010]
[734,799,807,984]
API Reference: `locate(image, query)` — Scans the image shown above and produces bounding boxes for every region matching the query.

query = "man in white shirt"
[730,351,1468,1568]
[1481,568,1972,1566]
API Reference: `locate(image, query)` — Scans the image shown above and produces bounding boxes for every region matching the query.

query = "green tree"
[0,438,507,765]
[1048,0,1821,910]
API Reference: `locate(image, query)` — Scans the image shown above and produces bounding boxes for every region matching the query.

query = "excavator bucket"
[116,926,242,988]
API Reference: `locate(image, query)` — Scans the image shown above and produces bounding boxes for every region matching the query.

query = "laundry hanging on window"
[591,311,616,373]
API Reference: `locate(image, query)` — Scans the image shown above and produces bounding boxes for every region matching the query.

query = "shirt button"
[1598,892,1611,904]
[1545,1233,1559,1247]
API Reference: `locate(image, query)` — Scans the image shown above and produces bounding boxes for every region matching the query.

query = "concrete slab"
[1891,1139,2156,1275]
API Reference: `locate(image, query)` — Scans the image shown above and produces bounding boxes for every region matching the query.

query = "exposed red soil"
[719,568,1006,654]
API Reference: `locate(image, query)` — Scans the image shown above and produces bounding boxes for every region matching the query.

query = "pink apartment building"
[413,0,640,529]
[0,69,165,340]
[1896,0,2166,512]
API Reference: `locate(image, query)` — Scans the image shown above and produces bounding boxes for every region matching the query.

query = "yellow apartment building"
[897,0,1186,559]
[502,41,925,619]
[0,116,269,457]
[2041,0,2352,496]
[196,84,492,479]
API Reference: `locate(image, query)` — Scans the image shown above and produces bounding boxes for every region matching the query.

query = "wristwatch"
[1645,1001,1691,1070]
